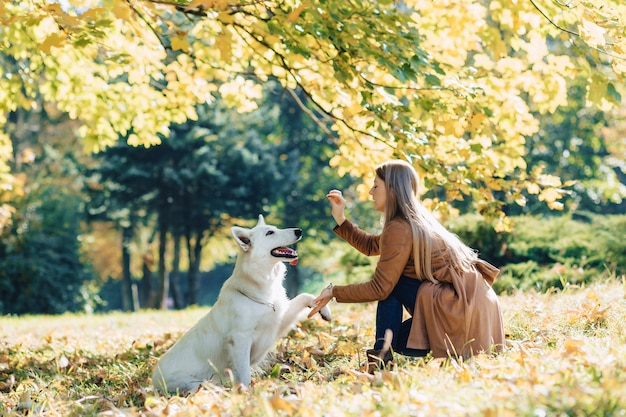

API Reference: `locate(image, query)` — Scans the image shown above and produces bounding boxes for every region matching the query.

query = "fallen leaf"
[563,338,585,355]
[268,394,296,413]
[307,346,325,357]
[58,355,70,369]
[0,375,15,392]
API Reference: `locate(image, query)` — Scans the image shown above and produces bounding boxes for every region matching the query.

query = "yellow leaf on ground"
[268,394,296,413]
[316,331,336,349]
[586,289,600,302]
[563,338,585,355]
[456,366,472,383]
[288,4,308,22]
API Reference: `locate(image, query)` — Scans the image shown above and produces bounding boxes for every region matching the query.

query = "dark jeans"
[374,275,429,357]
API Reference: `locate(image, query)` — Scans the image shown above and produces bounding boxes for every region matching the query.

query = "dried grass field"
[1,277,626,416]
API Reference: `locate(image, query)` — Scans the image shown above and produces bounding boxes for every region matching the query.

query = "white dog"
[152,214,331,392]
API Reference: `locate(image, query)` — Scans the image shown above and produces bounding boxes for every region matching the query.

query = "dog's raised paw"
[319,306,332,322]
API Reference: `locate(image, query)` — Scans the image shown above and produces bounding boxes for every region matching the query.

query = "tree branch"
[285,88,338,143]
[529,0,579,37]
[529,0,625,61]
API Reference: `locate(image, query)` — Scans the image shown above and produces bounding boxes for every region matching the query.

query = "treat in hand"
[327,189,343,203]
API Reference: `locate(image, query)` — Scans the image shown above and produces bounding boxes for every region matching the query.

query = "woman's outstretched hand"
[326,189,346,226]
[308,285,334,318]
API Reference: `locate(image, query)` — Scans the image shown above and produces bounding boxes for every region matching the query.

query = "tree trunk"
[170,234,185,309]
[121,226,134,311]
[186,233,203,306]
[155,221,169,309]
[140,253,155,308]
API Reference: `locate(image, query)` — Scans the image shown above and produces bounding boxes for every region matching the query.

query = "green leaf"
[270,363,282,378]
[425,73,441,87]
[607,82,621,103]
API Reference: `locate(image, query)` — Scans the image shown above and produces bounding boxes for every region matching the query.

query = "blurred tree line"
[0,79,359,314]
[0,78,624,315]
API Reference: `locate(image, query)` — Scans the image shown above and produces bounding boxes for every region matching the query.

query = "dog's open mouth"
[271,247,299,265]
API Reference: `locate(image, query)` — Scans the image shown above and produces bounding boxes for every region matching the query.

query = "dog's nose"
[295,229,302,238]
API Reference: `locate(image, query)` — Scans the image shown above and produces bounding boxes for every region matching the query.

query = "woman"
[308,160,505,368]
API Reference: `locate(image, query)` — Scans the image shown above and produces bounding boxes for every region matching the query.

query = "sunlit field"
[2,277,625,416]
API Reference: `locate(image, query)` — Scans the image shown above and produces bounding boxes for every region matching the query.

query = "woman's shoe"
[366,348,394,374]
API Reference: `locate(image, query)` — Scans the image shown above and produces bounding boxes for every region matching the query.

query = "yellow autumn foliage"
[0,0,624,228]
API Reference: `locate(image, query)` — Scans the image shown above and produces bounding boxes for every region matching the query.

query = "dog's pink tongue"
[290,259,298,266]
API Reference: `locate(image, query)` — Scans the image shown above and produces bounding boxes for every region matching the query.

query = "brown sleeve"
[333,220,413,303]
[333,219,380,256]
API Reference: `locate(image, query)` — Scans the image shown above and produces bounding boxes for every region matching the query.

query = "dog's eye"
[265,230,275,236]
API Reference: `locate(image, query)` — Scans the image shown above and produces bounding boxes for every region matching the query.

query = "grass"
[1,277,626,416]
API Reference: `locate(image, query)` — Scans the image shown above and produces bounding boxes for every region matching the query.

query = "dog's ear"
[257,214,265,226]
[231,226,252,252]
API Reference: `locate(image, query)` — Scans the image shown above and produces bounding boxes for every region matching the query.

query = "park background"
[1,0,625,415]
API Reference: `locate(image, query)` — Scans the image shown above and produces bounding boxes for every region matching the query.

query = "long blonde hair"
[375,160,477,282]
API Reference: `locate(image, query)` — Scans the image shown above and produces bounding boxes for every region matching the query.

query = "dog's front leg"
[226,332,253,386]
[278,294,332,337]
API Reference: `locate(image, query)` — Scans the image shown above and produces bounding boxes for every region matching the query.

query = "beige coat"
[332,219,505,358]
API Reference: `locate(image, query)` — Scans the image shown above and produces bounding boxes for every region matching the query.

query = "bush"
[450,213,625,294]
[445,214,509,265]
[581,213,626,276]
[493,260,595,293]
[0,186,96,315]
[504,215,591,265]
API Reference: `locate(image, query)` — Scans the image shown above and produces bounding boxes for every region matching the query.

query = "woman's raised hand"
[326,189,346,226]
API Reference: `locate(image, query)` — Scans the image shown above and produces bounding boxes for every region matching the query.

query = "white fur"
[152,214,331,392]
